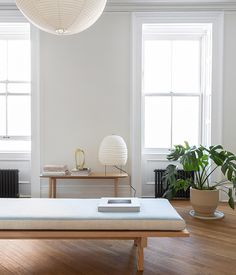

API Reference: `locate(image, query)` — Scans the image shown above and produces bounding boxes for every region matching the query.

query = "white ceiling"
[109,0,236,2]
[1,0,236,3]
[0,0,14,3]
[1,0,236,12]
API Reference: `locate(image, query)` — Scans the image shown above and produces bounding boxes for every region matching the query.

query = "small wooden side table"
[40,173,129,198]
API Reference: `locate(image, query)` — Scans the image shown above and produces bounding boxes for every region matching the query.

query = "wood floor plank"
[0,201,235,274]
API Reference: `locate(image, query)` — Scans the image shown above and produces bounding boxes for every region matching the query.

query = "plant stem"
[202,167,210,188]
[201,166,219,187]
[199,166,206,185]
[212,180,230,188]
[196,170,201,189]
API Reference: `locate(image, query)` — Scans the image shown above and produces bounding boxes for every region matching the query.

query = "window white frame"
[0,38,31,145]
[0,11,31,148]
[141,22,212,154]
[0,9,41,197]
[131,12,224,197]
[141,30,203,153]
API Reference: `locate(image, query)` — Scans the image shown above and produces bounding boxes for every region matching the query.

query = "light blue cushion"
[0,198,186,230]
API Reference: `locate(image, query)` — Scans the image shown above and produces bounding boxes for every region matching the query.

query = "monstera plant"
[163,142,236,217]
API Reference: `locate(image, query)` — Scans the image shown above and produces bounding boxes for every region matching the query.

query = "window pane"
[172,96,199,146]
[8,83,31,94]
[8,96,31,136]
[8,40,31,81]
[145,96,171,148]
[0,96,6,135]
[0,83,6,93]
[0,41,7,81]
[172,40,200,93]
[0,140,31,152]
[144,40,171,93]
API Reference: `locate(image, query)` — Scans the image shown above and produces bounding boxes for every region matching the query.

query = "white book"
[70,172,91,176]
[98,197,140,213]
[43,165,68,172]
[42,171,68,176]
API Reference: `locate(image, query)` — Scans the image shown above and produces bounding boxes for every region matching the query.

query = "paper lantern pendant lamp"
[15,0,107,35]
[99,135,128,166]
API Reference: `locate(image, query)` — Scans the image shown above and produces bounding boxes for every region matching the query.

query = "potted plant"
[163,142,236,217]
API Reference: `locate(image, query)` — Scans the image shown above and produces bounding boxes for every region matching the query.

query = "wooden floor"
[0,201,235,275]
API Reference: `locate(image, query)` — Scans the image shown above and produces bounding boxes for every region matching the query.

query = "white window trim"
[0,10,41,198]
[131,12,224,197]
[30,25,40,198]
[0,80,31,143]
[142,23,213,152]
[0,11,32,150]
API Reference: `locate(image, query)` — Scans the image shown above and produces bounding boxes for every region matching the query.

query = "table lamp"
[98,135,128,175]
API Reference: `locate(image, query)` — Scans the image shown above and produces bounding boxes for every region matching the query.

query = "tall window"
[143,24,212,151]
[0,23,31,152]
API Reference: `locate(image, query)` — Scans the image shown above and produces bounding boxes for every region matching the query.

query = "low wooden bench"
[0,198,189,271]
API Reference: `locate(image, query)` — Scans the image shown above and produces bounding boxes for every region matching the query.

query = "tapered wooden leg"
[49,178,53,198]
[114,178,118,197]
[52,178,57,198]
[134,238,138,246]
[128,175,132,197]
[136,237,147,271]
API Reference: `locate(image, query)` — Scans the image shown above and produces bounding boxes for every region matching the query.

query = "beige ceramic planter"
[190,187,219,217]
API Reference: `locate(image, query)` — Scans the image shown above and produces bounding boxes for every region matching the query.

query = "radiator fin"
[154,169,194,199]
[0,169,19,198]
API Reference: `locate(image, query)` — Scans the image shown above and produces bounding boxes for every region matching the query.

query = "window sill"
[142,151,170,156]
[0,151,31,161]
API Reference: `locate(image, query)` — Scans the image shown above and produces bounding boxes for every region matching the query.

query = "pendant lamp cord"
[114,166,136,197]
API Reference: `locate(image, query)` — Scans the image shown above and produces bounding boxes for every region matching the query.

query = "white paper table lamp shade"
[15,0,107,35]
[99,135,128,166]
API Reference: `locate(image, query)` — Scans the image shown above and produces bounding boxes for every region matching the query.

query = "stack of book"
[70,168,91,176]
[98,198,140,212]
[42,165,69,176]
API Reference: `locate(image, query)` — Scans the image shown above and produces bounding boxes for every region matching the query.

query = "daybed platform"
[0,198,189,271]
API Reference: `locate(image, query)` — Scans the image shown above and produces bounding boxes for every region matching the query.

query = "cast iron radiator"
[0,169,19,198]
[154,169,194,199]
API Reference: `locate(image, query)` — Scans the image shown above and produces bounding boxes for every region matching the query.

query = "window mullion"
[5,92,8,138]
[170,94,173,149]
[170,41,173,148]
[5,40,8,138]
[0,136,31,141]
[145,92,201,96]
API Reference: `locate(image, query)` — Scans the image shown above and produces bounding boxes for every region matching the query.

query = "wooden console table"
[40,173,129,198]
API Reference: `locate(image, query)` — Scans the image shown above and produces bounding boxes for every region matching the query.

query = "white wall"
[223,12,236,152]
[39,13,131,198]
[220,12,236,201]
[37,10,236,198]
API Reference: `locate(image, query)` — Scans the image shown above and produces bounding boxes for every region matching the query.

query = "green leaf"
[211,155,224,166]
[227,168,233,181]
[228,189,235,209]
[221,163,228,175]
[228,196,235,209]
[184,141,190,149]
[174,179,190,192]
[232,177,236,188]
[162,189,176,200]
[166,142,236,209]
[210,145,223,151]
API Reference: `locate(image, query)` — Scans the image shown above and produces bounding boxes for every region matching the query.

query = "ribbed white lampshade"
[99,135,128,166]
[15,0,107,35]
